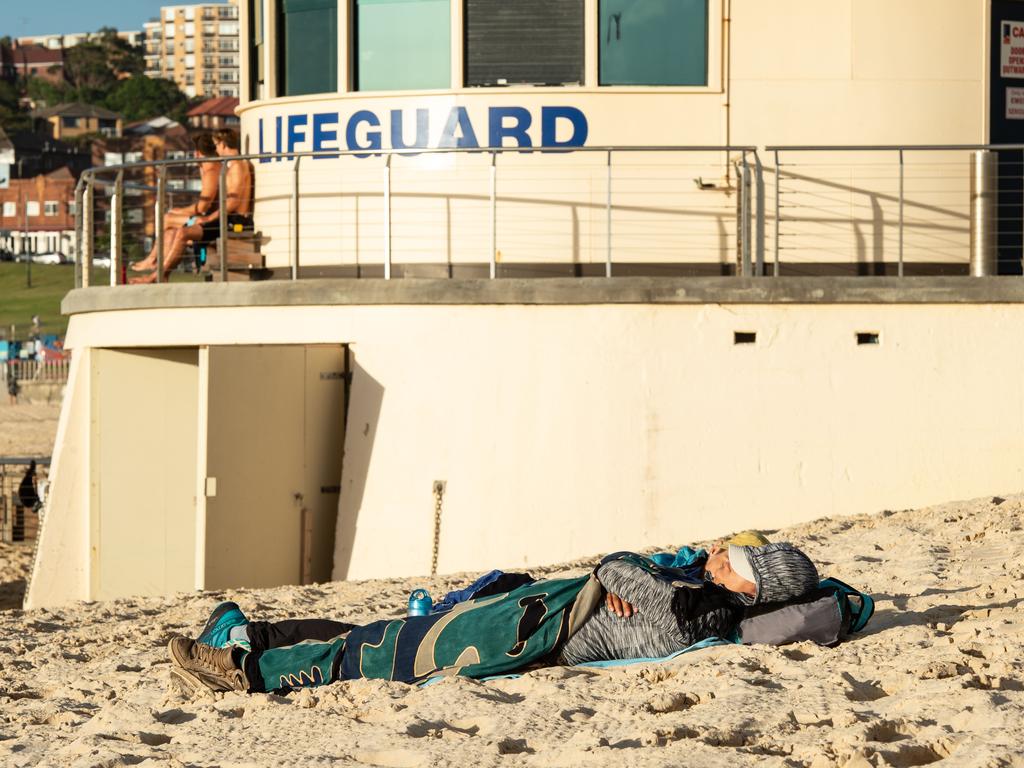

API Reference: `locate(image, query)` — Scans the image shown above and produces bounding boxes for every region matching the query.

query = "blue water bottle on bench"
[408,589,432,617]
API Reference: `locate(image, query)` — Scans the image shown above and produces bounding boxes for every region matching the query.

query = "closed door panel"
[204,345,305,589]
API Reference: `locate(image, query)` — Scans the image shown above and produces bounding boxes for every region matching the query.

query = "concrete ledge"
[62,277,1024,315]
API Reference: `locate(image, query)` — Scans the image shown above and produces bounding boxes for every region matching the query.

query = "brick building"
[92,119,198,253]
[186,96,239,130]
[0,168,77,259]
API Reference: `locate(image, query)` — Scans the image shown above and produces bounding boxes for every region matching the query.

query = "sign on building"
[1008,87,1024,120]
[0,163,9,190]
[1001,20,1024,78]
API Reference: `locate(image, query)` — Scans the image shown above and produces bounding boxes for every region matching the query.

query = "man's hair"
[214,128,240,150]
[192,132,217,157]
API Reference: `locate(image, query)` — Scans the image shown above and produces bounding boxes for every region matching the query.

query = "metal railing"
[74,143,1024,288]
[75,145,761,287]
[767,144,1024,277]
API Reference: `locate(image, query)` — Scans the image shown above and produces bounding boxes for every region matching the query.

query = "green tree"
[0,79,30,134]
[103,75,189,122]
[62,42,117,102]
[95,27,144,79]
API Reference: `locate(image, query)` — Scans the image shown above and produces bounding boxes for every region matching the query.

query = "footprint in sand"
[841,672,889,702]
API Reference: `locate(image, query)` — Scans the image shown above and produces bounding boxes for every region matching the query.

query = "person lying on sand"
[166,541,819,696]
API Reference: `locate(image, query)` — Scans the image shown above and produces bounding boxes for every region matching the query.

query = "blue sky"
[3,0,228,38]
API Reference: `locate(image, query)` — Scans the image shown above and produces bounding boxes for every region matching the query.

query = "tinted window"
[599,0,707,86]
[278,0,338,96]
[356,0,450,91]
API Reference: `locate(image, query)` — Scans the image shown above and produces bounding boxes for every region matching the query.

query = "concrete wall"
[32,281,1024,600]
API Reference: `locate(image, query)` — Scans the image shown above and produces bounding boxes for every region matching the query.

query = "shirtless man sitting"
[131,133,220,273]
[130,128,253,284]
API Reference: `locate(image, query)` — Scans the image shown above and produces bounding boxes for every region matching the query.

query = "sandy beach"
[1,400,1022,766]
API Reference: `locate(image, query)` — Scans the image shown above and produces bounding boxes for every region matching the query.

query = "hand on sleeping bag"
[606,591,635,618]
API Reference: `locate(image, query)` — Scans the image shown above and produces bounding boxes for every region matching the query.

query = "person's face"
[704,545,756,596]
[214,139,227,156]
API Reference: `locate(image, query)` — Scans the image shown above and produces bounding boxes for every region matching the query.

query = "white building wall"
[24,298,1023,608]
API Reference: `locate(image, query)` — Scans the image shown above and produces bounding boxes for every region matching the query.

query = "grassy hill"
[0,263,101,339]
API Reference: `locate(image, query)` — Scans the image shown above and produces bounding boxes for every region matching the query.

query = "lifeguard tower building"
[26,0,1024,607]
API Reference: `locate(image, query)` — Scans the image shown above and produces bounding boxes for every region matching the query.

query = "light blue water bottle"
[408,588,432,617]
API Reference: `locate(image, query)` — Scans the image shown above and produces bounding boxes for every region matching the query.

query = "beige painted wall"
[235,1,986,272]
[25,348,92,608]
[43,301,1024,590]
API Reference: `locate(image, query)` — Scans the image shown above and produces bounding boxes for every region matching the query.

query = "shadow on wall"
[332,357,385,580]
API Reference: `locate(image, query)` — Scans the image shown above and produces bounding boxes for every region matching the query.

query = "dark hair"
[214,128,239,150]
[192,133,217,157]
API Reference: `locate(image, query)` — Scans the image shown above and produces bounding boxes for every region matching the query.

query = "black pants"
[246,619,355,652]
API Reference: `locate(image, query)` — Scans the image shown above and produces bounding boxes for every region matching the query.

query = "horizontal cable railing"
[75,145,760,287]
[73,144,1024,287]
[766,144,1024,277]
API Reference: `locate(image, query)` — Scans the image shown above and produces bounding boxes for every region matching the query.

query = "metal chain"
[431,482,444,576]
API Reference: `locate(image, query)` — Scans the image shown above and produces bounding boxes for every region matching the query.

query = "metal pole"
[970,149,998,277]
[154,167,166,284]
[773,150,780,277]
[73,178,84,289]
[291,156,301,280]
[898,149,904,278]
[23,187,31,289]
[218,160,228,282]
[754,152,765,277]
[740,155,752,277]
[82,178,94,288]
[383,155,391,280]
[110,169,123,286]
[606,149,612,278]
[489,151,497,279]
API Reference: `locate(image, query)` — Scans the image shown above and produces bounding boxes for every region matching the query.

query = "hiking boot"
[168,636,248,695]
[197,601,250,650]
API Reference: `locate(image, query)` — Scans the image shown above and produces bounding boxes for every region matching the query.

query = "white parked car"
[26,253,66,265]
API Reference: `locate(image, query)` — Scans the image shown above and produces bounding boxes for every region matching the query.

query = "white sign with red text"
[1001,20,1024,78]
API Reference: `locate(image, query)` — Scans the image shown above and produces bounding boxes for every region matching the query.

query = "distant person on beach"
[130,129,253,284]
[6,364,19,405]
[131,133,220,275]
[166,541,819,695]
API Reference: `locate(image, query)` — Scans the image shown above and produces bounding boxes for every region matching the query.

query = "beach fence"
[1,359,69,384]
[0,458,48,544]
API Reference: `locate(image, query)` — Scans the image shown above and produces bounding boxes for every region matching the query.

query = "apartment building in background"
[143,0,240,99]
[17,31,144,50]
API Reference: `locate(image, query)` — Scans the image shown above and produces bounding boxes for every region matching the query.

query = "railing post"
[383,154,392,280]
[154,166,166,284]
[73,178,85,289]
[606,149,612,278]
[82,177,94,288]
[489,151,497,279]
[292,156,301,280]
[969,149,998,277]
[218,159,229,282]
[898,149,905,278]
[773,149,781,277]
[740,154,752,277]
[754,151,765,277]
[110,169,124,286]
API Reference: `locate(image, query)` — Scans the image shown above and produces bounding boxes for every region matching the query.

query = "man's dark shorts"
[199,214,254,244]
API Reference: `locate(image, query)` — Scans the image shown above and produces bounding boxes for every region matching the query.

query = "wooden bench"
[196,231,272,281]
